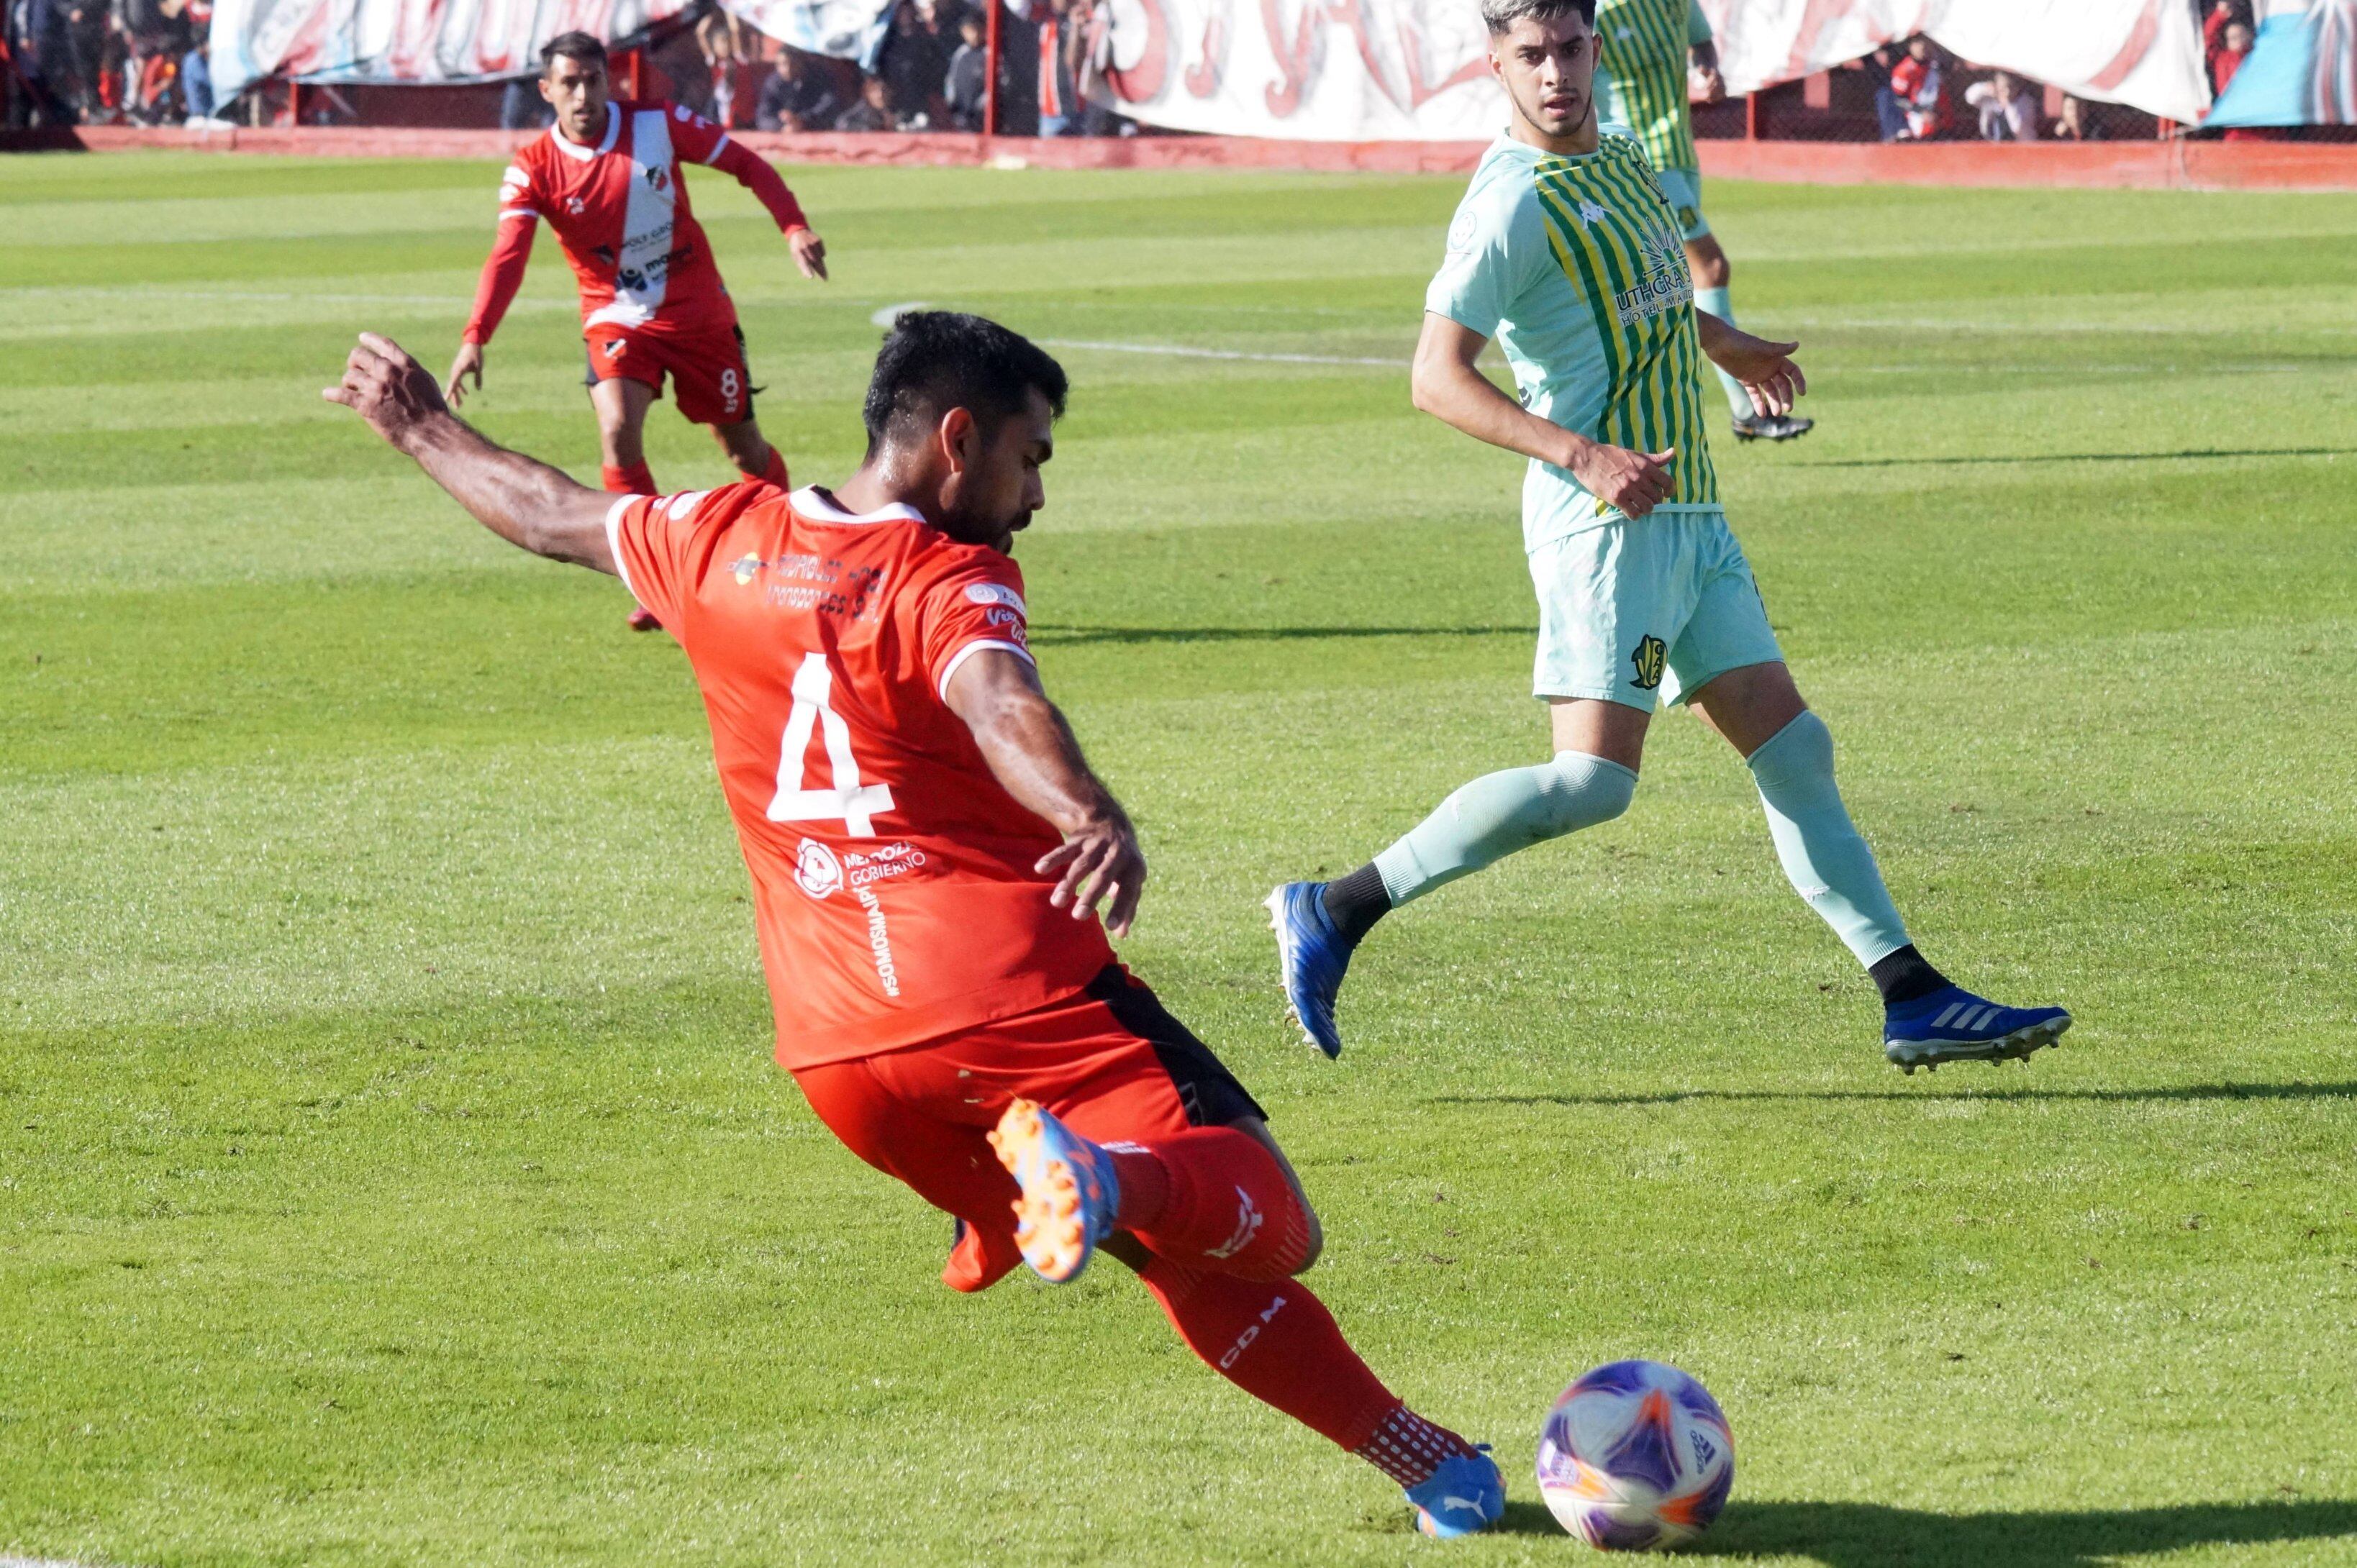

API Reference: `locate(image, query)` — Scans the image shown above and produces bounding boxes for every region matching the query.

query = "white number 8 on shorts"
[719,366,741,413]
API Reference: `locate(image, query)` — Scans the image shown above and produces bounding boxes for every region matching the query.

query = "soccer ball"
[1535,1359,1735,1551]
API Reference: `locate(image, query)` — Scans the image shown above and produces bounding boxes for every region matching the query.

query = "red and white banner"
[1096,0,2212,139]
[209,0,700,104]
[1695,0,2212,127]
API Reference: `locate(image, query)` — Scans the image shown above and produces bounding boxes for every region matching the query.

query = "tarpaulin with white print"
[209,0,702,104]
[2207,0,2357,126]
[1094,0,2212,140]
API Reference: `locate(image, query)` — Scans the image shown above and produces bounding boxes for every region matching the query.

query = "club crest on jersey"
[566,195,586,216]
[643,163,671,193]
[794,837,843,899]
[1630,634,1668,690]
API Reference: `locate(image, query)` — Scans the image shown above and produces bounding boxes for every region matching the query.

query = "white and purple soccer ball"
[1536,1359,1735,1551]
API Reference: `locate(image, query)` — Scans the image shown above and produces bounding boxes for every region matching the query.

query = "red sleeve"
[711,135,811,234]
[917,557,1035,703]
[605,485,742,633]
[463,162,540,345]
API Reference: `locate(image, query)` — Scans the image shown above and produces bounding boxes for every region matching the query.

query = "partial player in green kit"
[1263,0,2071,1076]
[1593,0,1808,441]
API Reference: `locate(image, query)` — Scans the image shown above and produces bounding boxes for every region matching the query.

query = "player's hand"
[1037,813,1145,937]
[1568,440,1677,519]
[445,340,485,409]
[324,332,452,451]
[1694,65,1727,104]
[788,227,829,282]
[1706,328,1807,417]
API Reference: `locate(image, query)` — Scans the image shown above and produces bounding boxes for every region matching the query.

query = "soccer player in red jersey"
[325,313,1507,1539]
[445,30,830,631]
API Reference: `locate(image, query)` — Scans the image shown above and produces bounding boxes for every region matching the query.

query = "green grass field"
[4,150,2356,1567]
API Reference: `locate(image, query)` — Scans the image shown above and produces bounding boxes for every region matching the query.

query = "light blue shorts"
[1653,166,1711,242]
[1528,509,1784,713]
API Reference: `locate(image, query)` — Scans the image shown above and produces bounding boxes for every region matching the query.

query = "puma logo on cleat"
[1440,1495,1481,1513]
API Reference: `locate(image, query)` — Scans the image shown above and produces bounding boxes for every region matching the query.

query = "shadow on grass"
[1431,1082,2357,1108]
[1798,446,2357,470]
[1030,623,1530,647]
[1495,1498,2357,1563]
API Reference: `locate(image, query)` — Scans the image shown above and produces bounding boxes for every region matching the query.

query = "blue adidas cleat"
[1406,1446,1506,1539]
[988,1098,1120,1284]
[1265,881,1353,1059]
[1884,985,2072,1074]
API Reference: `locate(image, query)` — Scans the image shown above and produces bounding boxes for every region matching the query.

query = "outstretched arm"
[325,332,618,574]
[710,138,829,281]
[1694,311,1806,418]
[943,648,1145,936]
[1410,309,1679,519]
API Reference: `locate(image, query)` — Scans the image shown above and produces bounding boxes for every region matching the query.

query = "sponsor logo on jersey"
[855,885,900,995]
[794,837,843,899]
[962,581,1027,614]
[729,554,763,585]
[1630,634,1668,690]
[566,195,586,216]
[1447,208,1478,255]
[843,841,929,889]
[1575,197,1610,227]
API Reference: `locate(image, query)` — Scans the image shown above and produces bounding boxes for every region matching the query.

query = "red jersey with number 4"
[499,99,740,332]
[606,481,1116,1070]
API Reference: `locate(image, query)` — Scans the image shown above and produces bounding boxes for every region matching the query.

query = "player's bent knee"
[1537,751,1637,836]
[1293,1202,1325,1274]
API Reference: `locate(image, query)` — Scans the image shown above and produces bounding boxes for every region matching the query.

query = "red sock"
[1352,1403,1479,1488]
[1140,1258,1399,1451]
[600,460,658,494]
[757,445,789,488]
[1106,1128,1314,1281]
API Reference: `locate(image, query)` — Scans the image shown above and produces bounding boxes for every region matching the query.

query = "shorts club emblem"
[602,340,625,360]
[1630,634,1668,690]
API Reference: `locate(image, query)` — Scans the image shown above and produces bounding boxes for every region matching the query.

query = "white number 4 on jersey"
[768,652,894,836]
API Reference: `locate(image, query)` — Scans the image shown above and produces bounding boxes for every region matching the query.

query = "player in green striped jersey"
[1594,0,1811,440]
[1263,0,2071,1077]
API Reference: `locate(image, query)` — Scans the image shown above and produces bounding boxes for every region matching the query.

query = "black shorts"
[1084,966,1268,1129]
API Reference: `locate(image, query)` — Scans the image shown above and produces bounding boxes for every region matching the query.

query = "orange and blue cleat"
[988,1098,1121,1285]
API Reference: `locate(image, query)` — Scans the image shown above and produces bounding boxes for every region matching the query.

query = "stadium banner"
[209,0,701,104]
[718,0,895,68]
[2207,0,2357,126]
[1094,0,2212,139]
[1694,0,2213,128]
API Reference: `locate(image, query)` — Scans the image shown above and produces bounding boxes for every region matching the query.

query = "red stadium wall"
[9,122,2357,190]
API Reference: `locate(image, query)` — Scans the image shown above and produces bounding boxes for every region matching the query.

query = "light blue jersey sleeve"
[1424,162,1553,340]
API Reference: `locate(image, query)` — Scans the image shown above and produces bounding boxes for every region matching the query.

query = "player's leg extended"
[1271,523,1668,1054]
[989,998,1501,1536]
[712,415,790,488]
[1688,660,2069,1070]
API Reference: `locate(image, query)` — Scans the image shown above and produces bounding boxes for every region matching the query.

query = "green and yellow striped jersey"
[1425,127,1719,547]
[1594,0,1709,175]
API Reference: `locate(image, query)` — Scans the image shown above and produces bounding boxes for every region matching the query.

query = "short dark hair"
[1480,0,1594,35]
[540,31,607,75]
[861,311,1068,451]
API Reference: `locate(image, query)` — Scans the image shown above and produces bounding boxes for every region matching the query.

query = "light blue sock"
[1747,711,1909,968]
[1694,283,1752,421]
[1373,752,1638,906]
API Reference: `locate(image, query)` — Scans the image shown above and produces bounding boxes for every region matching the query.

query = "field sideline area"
[4,152,2356,1566]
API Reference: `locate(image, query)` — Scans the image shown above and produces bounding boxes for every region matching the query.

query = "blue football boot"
[1264,881,1352,1059]
[987,1098,1120,1284]
[1406,1446,1506,1539]
[1885,985,2071,1073]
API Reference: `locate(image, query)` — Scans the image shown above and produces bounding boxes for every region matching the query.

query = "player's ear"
[937,406,978,473]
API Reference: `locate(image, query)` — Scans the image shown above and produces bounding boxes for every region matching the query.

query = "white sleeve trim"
[604,493,648,598]
[936,638,1035,702]
[498,208,540,224]
[704,132,732,166]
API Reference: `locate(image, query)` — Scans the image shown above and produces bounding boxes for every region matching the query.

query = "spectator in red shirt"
[1876,37,1950,142]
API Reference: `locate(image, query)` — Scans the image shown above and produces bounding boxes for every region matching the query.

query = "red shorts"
[792,967,1264,1255]
[582,314,755,427]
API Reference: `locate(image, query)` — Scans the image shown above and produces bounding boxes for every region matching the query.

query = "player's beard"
[1514,73,1589,141]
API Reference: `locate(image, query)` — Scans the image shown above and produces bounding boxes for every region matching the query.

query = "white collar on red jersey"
[552,102,625,161]
[792,486,928,527]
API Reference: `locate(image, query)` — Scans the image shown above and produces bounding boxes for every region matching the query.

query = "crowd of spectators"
[4,0,216,124]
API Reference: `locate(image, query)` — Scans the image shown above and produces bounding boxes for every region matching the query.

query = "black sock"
[1320,863,1392,947]
[1868,944,1950,1007]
